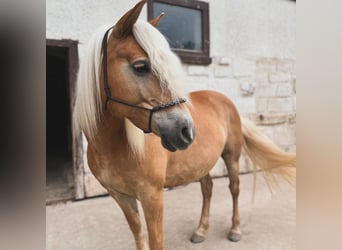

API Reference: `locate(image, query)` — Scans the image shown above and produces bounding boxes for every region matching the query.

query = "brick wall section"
[255,58,296,114]
[254,58,296,153]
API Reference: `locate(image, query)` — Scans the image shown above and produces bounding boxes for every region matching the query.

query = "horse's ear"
[114,0,146,38]
[149,12,165,27]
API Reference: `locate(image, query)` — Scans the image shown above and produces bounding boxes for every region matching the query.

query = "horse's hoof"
[228,231,242,242]
[190,233,206,243]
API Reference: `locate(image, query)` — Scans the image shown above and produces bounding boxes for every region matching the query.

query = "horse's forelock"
[132,20,186,99]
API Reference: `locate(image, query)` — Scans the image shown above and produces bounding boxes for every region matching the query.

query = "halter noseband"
[101,27,186,133]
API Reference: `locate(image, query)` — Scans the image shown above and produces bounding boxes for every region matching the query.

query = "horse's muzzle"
[159,117,195,152]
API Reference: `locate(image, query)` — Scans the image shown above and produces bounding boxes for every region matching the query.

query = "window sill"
[174,50,212,65]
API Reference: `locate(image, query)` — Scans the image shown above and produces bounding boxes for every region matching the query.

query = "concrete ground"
[46,173,296,250]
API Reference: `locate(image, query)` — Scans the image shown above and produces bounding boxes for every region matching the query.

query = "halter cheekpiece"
[101,27,186,133]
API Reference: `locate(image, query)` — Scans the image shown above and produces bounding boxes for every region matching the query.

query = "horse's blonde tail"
[241,118,296,196]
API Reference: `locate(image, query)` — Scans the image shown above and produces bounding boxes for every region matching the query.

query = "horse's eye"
[132,61,151,75]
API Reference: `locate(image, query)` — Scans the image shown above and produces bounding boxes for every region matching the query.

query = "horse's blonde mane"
[73,20,186,156]
[73,25,107,141]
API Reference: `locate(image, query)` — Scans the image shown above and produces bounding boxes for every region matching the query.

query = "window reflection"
[154,2,202,51]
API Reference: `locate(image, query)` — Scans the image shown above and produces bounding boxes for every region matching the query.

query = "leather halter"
[101,27,186,133]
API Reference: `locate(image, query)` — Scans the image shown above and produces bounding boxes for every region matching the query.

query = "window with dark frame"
[147,0,211,65]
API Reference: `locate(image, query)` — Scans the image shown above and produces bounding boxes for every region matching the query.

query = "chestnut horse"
[74,1,296,249]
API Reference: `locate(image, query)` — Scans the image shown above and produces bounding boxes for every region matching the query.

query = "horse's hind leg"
[191,174,213,243]
[108,190,147,250]
[222,152,242,242]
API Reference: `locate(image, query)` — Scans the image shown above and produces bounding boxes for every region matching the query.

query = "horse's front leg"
[108,190,147,250]
[140,188,164,250]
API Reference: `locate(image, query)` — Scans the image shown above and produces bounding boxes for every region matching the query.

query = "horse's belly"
[165,155,221,188]
[164,130,226,188]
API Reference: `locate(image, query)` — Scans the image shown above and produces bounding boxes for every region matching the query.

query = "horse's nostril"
[181,126,193,144]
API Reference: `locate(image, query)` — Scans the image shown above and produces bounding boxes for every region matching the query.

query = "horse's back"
[189,90,242,139]
[189,90,239,113]
[164,90,243,187]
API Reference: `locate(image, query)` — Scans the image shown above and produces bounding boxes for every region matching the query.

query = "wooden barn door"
[46,39,84,203]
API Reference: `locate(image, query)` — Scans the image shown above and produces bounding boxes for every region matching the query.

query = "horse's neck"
[89,115,128,156]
